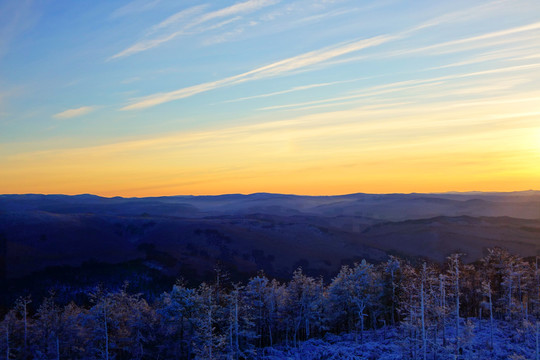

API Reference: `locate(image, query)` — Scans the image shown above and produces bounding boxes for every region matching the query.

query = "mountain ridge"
[1,191,539,303]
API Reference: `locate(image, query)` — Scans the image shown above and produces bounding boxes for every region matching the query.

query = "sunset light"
[2,2,540,358]
[1,0,539,196]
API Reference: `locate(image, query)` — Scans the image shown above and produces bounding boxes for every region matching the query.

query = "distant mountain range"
[1,191,539,301]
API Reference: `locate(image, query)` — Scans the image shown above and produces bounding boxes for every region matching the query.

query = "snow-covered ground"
[262,320,538,360]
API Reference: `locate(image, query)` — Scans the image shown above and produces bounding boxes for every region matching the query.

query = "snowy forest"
[1,248,539,360]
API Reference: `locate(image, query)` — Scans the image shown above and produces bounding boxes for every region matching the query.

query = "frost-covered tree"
[0,296,34,359]
[106,285,155,360]
[501,255,529,320]
[398,262,420,358]
[419,263,430,360]
[382,256,401,326]
[1,247,538,359]
[435,273,449,347]
[157,281,198,359]
[192,282,225,360]
[481,247,513,318]
[328,260,382,344]
[244,274,268,348]
[327,264,355,334]
[225,283,257,360]
[0,309,17,360]
[33,293,62,360]
[447,253,464,358]
[481,280,494,350]
[85,287,114,360]
[286,268,324,346]
[59,301,86,360]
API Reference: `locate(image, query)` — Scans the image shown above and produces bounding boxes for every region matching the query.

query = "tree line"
[1,247,539,359]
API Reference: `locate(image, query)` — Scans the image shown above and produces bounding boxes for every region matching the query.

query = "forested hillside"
[1,248,538,359]
[1,192,539,306]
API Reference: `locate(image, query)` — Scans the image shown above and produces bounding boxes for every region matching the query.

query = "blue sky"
[1,0,540,196]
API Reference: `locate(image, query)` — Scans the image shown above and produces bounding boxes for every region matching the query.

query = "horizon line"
[1,189,539,199]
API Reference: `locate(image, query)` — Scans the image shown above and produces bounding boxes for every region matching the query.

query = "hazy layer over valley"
[1,191,539,286]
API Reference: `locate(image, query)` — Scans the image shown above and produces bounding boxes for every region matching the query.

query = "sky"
[1,0,540,197]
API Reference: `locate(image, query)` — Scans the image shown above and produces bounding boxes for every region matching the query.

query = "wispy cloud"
[401,21,540,56]
[194,0,279,27]
[427,45,540,70]
[202,19,247,45]
[19,92,540,166]
[121,76,142,84]
[146,4,208,35]
[320,20,540,70]
[222,78,369,103]
[258,81,447,111]
[120,35,393,110]
[110,0,161,19]
[515,54,540,61]
[258,63,540,112]
[109,30,184,60]
[201,1,397,49]
[53,106,95,119]
[403,0,509,34]
[120,1,519,110]
[110,0,279,60]
[0,0,38,59]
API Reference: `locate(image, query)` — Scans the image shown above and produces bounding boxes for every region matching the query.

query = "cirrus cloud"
[53,106,95,119]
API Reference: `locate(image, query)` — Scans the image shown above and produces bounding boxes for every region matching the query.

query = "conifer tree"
[447,253,464,358]
[34,292,61,360]
[481,280,494,350]
[157,281,198,359]
[383,256,401,326]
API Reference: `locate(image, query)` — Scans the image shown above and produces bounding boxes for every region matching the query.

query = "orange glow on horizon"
[2,93,539,197]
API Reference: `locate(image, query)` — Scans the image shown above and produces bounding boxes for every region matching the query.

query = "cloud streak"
[125,34,393,109]
[110,0,161,19]
[0,0,38,60]
[147,4,208,34]
[110,0,279,60]
[400,21,540,56]
[16,92,540,174]
[221,78,368,103]
[120,1,522,110]
[121,35,394,110]
[319,20,540,70]
[53,106,95,119]
[256,62,540,112]
[427,45,540,70]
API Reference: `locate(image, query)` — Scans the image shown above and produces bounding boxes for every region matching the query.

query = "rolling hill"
[1,191,539,303]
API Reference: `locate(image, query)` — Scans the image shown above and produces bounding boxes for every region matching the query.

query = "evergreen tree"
[157,281,198,359]
[33,292,61,360]
[447,253,464,358]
